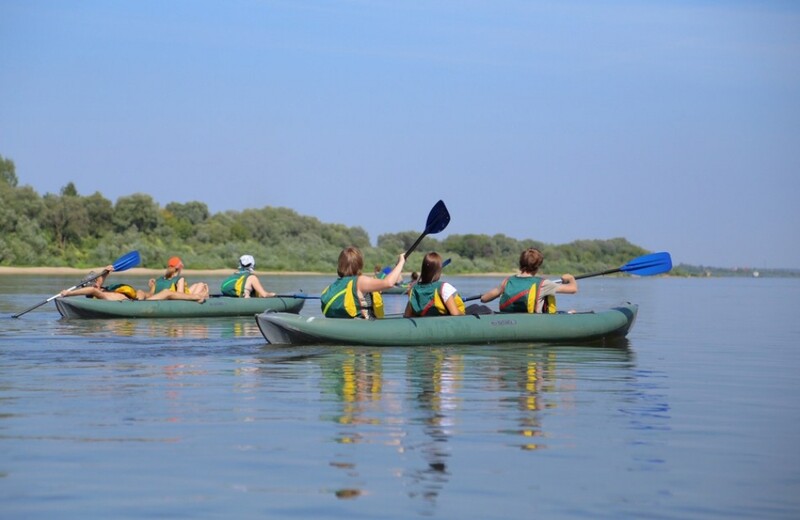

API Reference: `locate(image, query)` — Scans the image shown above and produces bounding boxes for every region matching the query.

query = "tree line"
[1,153,674,275]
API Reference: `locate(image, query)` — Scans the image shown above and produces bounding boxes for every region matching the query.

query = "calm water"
[1,274,798,519]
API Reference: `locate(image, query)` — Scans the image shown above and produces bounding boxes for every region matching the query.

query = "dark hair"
[338,247,364,277]
[519,248,544,274]
[419,252,443,284]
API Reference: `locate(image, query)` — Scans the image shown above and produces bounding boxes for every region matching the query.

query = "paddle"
[273,294,321,300]
[462,251,673,302]
[573,251,672,280]
[12,250,142,318]
[404,200,450,259]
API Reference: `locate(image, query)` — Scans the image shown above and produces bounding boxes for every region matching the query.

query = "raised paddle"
[12,250,142,318]
[462,251,673,302]
[404,200,450,259]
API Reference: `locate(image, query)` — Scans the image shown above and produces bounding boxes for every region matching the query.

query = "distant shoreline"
[0,267,510,277]
[0,267,327,276]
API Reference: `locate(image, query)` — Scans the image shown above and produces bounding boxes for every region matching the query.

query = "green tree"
[61,182,79,197]
[0,154,18,187]
[83,192,114,237]
[43,192,90,250]
[442,234,494,260]
[113,193,162,233]
[0,184,44,234]
[165,201,210,225]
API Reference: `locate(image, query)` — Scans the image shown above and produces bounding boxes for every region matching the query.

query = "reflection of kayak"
[55,296,305,319]
[256,303,638,346]
[381,285,410,295]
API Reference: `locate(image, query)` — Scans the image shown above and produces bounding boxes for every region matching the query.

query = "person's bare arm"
[247,275,276,298]
[481,278,508,303]
[358,255,406,293]
[556,274,578,294]
[444,294,464,316]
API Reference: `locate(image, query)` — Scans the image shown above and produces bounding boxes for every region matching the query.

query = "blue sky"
[2,1,798,269]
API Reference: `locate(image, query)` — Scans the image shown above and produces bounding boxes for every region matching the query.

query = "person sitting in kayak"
[148,256,209,300]
[404,252,465,317]
[480,248,577,313]
[321,246,405,319]
[60,265,207,302]
[220,255,276,298]
[59,265,147,301]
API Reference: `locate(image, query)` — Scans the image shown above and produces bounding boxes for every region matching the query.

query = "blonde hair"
[337,247,364,277]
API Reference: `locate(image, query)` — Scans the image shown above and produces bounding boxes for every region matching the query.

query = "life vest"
[499,275,557,314]
[104,283,138,300]
[220,269,250,297]
[154,275,185,293]
[408,281,466,316]
[320,276,384,319]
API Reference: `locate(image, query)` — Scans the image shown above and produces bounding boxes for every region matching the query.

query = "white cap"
[239,254,255,271]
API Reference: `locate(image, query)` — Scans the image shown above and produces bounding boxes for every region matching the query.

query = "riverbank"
[0,267,328,276]
[0,267,513,277]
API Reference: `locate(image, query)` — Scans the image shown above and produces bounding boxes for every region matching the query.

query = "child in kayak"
[404,252,465,317]
[480,247,577,313]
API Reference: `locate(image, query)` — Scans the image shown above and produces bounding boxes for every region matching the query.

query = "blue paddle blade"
[424,200,450,235]
[620,252,672,276]
[112,250,141,272]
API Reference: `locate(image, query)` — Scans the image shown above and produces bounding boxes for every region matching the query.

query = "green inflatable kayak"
[55,295,305,319]
[255,303,638,346]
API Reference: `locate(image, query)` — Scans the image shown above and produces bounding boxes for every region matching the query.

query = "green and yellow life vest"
[220,269,250,297]
[408,281,466,316]
[104,283,138,300]
[154,275,185,293]
[499,275,556,314]
[320,276,384,319]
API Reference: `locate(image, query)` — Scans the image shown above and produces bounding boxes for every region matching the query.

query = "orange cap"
[168,256,184,269]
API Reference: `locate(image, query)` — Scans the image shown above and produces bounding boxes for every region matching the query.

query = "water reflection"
[53,317,261,339]
[406,349,460,507]
[298,343,643,509]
